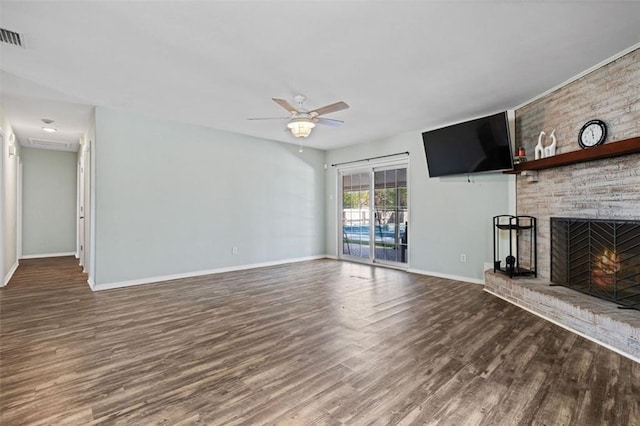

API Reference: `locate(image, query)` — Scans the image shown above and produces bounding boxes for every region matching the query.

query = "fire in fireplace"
[551,217,640,310]
[592,247,621,288]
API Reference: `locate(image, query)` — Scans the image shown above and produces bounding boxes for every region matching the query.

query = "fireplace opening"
[551,217,640,310]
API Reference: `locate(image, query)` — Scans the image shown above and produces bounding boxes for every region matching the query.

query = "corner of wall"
[2,260,19,287]
[1,105,20,282]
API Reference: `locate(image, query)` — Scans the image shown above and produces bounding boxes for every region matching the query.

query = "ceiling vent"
[27,138,74,151]
[0,28,24,47]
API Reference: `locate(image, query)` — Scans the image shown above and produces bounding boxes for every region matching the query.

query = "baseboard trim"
[21,252,76,259]
[93,255,328,291]
[2,260,19,287]
[408,268,484,285]
[484,288,640,364]
[87,276,95,291]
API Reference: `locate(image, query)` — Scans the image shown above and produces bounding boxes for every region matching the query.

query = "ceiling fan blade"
[247,117,289,121]
[272,98,299,114]
[311,101,349,116]
[315,117,344,127]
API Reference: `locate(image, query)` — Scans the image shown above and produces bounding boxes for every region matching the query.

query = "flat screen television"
[422,111,514,177]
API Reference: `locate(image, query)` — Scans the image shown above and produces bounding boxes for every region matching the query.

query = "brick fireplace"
[484,47,640,360]
[514,49,640,283]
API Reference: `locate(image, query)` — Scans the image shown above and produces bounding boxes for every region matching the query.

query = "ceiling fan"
[248,95,349,138]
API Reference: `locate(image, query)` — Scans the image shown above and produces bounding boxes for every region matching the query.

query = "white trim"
[21,251,76,259]
[88,137,96,283]
[505,110,517,215]
[325,254,339,260]
[16,159,22,259]
[2,260,19,287]
[408,267,484,285]
[406,158,411,268]
[76,155,81,259]
[93,255,328,291]
[514,42,640,111]
[334,166,340,257]
[87,276,95,291]
[0,128,5,285]
[484,288,640,364]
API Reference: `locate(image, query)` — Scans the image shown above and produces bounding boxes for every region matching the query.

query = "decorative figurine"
[544,129,557,157]
[535,131,545,160]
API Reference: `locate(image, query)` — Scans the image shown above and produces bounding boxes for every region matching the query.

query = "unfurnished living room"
[1,2,639,425]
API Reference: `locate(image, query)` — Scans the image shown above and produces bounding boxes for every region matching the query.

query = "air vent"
[27,138,73,150]
[0,28,23,47]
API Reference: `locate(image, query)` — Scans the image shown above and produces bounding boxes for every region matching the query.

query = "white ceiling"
[0,70,93,152]
[1,1,639,151]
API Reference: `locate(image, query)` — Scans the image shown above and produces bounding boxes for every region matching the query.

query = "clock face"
[583,124,603,146]
[579,120,607,149]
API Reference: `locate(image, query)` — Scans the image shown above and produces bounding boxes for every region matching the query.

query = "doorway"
[339,162,409,267]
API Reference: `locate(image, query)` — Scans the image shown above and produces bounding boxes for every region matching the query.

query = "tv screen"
[422,112,513,177]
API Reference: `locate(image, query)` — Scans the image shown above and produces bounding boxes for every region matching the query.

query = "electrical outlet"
[232,247,238,255]
[460,253,467,263]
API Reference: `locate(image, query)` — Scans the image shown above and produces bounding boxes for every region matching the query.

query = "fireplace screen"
[551,217,640,310]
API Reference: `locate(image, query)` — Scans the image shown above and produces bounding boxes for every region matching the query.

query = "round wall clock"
[578,119,607,148]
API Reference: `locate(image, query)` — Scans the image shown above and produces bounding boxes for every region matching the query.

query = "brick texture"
[514,48,640,281]
[485,271,640,361]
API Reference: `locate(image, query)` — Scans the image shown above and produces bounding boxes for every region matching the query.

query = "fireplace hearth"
[551,217,640,310]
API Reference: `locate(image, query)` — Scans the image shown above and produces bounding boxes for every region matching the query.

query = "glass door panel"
[373,167,408,265]
[342,171,371,260]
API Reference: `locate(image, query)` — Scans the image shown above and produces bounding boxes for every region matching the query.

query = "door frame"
[336,157,410,268]
[77,154,83,265]
[77,140,91,272]
[370,163,410,268]
[338,165,373,264]
[16,159,22,260]
[0,128,5,281]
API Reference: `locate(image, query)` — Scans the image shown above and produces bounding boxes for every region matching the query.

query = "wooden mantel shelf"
[504,136,640,174]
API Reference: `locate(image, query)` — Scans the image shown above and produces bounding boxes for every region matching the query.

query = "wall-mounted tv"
[422,111,513,177]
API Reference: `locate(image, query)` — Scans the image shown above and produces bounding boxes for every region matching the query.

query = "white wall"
[326,131,512,282]
[1,105,20,286]
[21,147,77,257]
[94,107,326,285]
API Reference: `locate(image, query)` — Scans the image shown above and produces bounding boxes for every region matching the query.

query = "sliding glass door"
[340,163,408,267]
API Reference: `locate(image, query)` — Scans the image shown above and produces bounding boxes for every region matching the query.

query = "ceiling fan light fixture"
[287,117,315,138]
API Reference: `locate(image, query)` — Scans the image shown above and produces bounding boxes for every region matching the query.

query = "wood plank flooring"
[1,256,638,425]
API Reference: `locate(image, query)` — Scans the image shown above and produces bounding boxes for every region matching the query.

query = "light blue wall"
[94,108,326,284]
[326,131,512,281]
[21,147,77,256]
[91,107,510,285]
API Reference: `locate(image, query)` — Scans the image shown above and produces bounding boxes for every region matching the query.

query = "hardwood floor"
[1,257,638,425]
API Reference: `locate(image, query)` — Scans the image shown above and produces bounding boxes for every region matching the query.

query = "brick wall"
[515,48,640,280]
